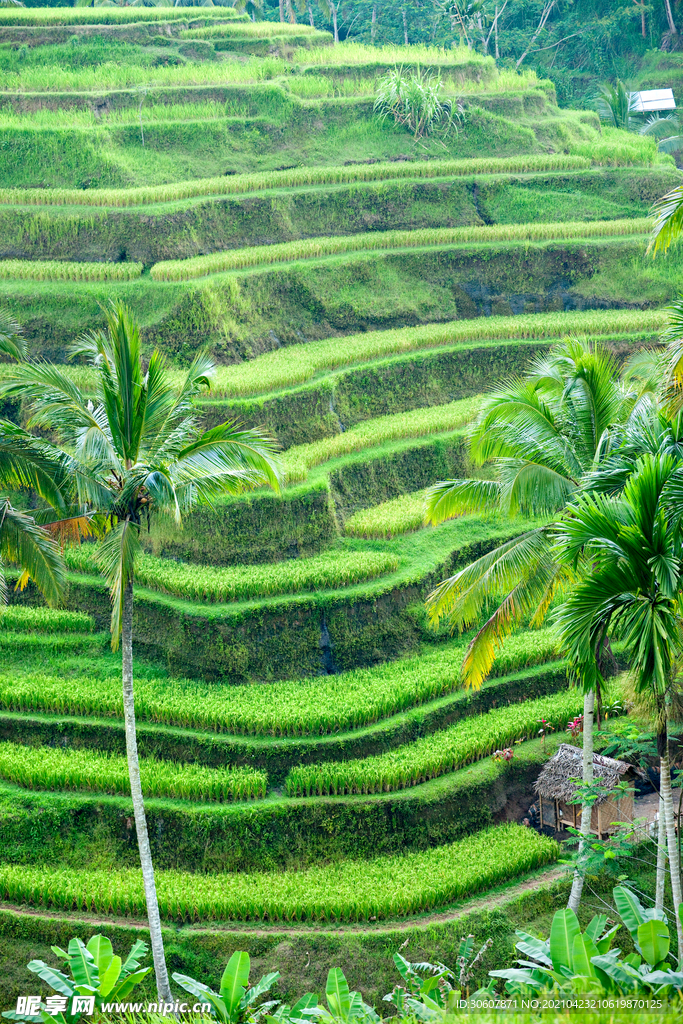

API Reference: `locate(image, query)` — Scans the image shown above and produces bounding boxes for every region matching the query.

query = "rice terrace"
[3,1,683,1022]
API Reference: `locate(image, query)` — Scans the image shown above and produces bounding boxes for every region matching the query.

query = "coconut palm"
[0,301,282,1002]
[423,338,636,910]
[553,453,683,958]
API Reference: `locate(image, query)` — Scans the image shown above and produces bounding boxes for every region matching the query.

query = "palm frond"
[649,181,683,256]
[0,309,26,361]
[0,499,65,606]
[424,478,501,525]
[93,520,142,648]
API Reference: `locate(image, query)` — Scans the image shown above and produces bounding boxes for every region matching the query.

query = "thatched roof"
[534,743,632,805]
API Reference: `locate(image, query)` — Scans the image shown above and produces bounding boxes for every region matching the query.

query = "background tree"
[554,453,683,955]
[0,302,282,1003]
[423,338,637,909]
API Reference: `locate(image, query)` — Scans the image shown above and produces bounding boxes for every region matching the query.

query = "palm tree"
[0,302,282,1001]
[553,453,683,958]
[423,338,635,910]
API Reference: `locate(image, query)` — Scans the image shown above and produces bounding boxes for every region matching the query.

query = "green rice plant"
[201,312,666,397]
[0,8,245,24]
[0,259,143,282]
[63,546,399,602]
[0,154,592,208]
[150,219,652,281]
[345,490,427,538]
[285,685,602,796]
[570,127,664,167]
[283,398,479,483]
[0,824,558,922]
[0,632,105,656]
[0,56,285,94]
[0,629,560,737]
[181,23,330,40]
[0,741,267,802]
[292,42,491,68]
[0,606,94,633]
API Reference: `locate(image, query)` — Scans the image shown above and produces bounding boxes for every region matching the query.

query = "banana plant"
[2,936,151,1024]
[383,943,494,1021]
[489,890,683,997]
[316,969,379,1024]
[489,907,619,995]
[173,951,280,1024]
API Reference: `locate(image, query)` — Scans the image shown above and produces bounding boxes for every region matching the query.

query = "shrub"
[284,685,598,796]
[150,219,651,282]
[0,824,558,922]
[64,547,400,602]
[0,741,267,802]
[374,66,462,139]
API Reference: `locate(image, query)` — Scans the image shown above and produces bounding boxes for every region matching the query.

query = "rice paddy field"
[0,5,672,1014]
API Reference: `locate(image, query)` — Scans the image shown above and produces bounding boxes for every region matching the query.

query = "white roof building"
[630,88,676,112]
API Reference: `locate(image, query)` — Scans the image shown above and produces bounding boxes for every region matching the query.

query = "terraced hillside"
[0,5,672,1011]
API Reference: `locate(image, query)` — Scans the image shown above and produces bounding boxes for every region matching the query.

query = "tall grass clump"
[0,260,143,282]
[283,398,478,483]
[0,825,558,922]
[0,630,561,736]
[285,685,607,796]
[0,742,267,802]
[64,547,399,602]
[202,312,665,397]
[0,155,592,208]
[150,219,652,281]
[570,126,666,167]
[0,632,104,656]
[180,23,330,40]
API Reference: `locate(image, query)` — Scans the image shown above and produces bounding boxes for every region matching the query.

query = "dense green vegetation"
[0,4,678,1011]
[0,825,557,923]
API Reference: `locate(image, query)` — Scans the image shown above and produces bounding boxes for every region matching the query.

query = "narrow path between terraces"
[0,865,569,938]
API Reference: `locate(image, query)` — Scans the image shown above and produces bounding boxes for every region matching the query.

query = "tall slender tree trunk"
[308,1,314,27]
[494,5,499,57]
[660,737,683,960]
[656,794,667,915]
[402,7,408,45]
[371,4,376,44]
[567,689,594,912]
[331,2,338,42]
[664,0,678,34]
[122,582,173,1003]
[279,0,285,23]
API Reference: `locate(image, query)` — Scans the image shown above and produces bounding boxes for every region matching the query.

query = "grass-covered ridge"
[0,155,593,208]
[285,686,592,796]
[0,259,143,282]
[0,742,267,803]
[0,630,559,738]
[151,219,652,281]
[0,824,557,922]
[64,546,400,602]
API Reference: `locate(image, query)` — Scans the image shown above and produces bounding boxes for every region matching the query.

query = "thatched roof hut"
[533,743,634,836]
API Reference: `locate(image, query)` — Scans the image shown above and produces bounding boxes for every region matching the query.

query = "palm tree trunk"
[279,0,285,23]
[664,0,677,34]
[660,742,683,960]
[656,794,667,915]
[331,1,338,42]
[567,688,594,912]
[122,581,173,1003]
[402,7,408,44]
[371,3,376,43]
